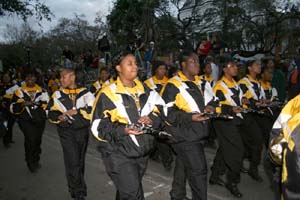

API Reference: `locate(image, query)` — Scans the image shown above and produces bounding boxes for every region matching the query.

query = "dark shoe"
[209,177,225,186]
[28,164,38,173]
[205,140,217,149]
[248,170,263,182]
[240,166,248,173]
[73,197,85,200]
[3,142,11,148]
[226,183,243,198]
[36,163,42,169]
[28,163,41,173]
[9,140,15,144]
[151,156,160,163]
[171,197,191,200]
[163,163,172,172]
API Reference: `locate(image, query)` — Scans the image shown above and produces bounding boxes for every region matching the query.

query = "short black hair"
[179,51,197,69]
[261,66,273,74]
[246,60,257,68]
[151,60,166,75]
[112,50,133,66]
[99,67,109,74]
[60,68,75,75]
[23,68,38,79]
[168,67,179,78]
[221,58,236,69]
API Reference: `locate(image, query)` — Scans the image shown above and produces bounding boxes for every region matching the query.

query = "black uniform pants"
[170,141,207,200]
[255,114,274,149]
[211,119,244,184]
[207,120,217,144]
[151,140,173,166]
[240,114,263,170]
[3,114,15,145]
[18,120,45,166]
[102,150,148,200]
[58,127,89,198]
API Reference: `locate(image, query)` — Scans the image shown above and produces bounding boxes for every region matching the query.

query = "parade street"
[0,122,275,200]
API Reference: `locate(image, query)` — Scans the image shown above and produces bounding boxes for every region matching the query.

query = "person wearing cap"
[10,69,49,173]
[47,68,95,200]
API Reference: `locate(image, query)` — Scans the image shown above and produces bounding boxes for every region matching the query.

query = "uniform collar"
[221,76,238,88]
[152,76,168,84]
[259,80,271,89]
[116,77,145,95]
[178,71,200,83]
[246,74,259,83]
[21,84,42,92]
[62,87,84,94]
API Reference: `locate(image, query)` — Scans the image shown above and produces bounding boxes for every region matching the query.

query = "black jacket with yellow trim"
[91,77,164,158]
[238,75,265,108]
[161,71,208,143]
[10,84,49,122]
[90,79,111,96]
[144,76,168,94]
[213,76,243,116]
[0,83,19,118]
[47,87,95,130]
[270,96,300,199]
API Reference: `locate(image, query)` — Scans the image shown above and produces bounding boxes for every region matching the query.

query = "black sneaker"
[248,170,263,182]
[226,183,243,198]
[3,142,11,149]
[73,197,85,200]
[209,177,225,186]
[240,166,248,174]
[163,163,172,172]
[28,164,38,173]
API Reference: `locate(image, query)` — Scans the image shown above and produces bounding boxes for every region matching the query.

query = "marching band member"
[10,70,49,173]
[47,68,95,200]
[161,51,214,200]
[238,60,271,182]
[90,67,111,96]
[210,60,245,198]
[144,60,173,170]
[91,52,165,200]
[270,94,300,200]
[0,72,19,148]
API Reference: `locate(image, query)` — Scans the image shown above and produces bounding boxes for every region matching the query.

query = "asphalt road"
[0,122,276,200]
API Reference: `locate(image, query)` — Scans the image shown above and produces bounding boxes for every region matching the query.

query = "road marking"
[144,192,154,197]
[43,133,225,200]
[153,183,165,190]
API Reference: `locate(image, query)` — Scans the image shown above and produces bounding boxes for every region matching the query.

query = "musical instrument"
[202,112,234,119]
[268,131,287,166]
[126,123,172,139]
